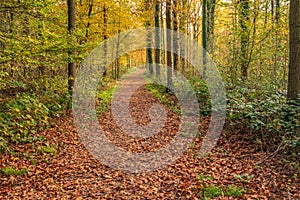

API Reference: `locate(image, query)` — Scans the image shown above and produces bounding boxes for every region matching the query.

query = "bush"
[0,93,50,143]
[0,77,70,150]
[227,85,300,154]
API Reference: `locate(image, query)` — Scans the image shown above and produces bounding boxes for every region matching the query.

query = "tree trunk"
[67,0,76,95]
[115,23,121,80]
[202,0,207,78]
[155,0,161,77]
[161,0,166,65]
[239,0,250,81]
[287,0,300,100]
[180,0,188,73]
[103,4,108,76]
[207,0,216,54]
[86,0,93,39]
[173,0,179,76]
[145,0,153,75]
[275,0,280,23]
[166,0,172,90]
[146,34,154,75]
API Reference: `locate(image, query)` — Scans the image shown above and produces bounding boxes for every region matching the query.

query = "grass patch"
[145,83,180,114]
[96,83,118,115]
[201,184,244,199]
[1,166,28,176]
[224,185,244,197]
[198,174,244,199]
[202,184,223,199]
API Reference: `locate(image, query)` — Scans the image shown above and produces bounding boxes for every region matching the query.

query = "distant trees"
[0,0,295,99]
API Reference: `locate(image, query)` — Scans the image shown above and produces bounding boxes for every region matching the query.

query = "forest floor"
[0,69,299,199]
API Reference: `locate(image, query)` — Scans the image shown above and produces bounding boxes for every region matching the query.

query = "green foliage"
[1,166,28,176]
[145,83,180,114]
[0,93,49,143]
[202,184,223,199]
[41,142,57,156]
[233,173,254,182]
[145,76,212,116]
[227,84,300,153]
[189,77,211,116]
[0,136,8,153]
[224,185,244,197]
[198,173,214,181]
[0,77,69,151]
[96,83,118,115]
[198,174,244,199]
[200,184,244,199]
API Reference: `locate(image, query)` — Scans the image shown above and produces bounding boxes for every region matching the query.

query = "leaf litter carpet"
[0,70,299,199]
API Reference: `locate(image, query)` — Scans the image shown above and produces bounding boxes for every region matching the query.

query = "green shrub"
[189,77,211,115]
[96,83,117,114]
[227,85,300,153]
[0,93,49,143]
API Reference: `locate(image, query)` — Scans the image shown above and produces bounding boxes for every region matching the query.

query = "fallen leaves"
[0,86,299,199]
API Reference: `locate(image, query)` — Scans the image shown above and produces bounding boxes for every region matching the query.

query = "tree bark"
[103,4,108,76]
[145,0,153,75]
[207,0,216,54]
[275,0,280,23]
[202,0,207,78]
[287,0,300,100]
[155,0,161,77]
[173,0,179,76]
[239,0,250,81]
[67,0,76,95]
[166,0,172,90]
[180,0,188,73]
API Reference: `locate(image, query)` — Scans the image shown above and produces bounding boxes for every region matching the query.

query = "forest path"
[0,69,299,199]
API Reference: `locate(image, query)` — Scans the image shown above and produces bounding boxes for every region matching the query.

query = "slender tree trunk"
[67,0,76,95]
[239,0,250,81]
[271,0,274,18]
[161,0,166,65]
[155,0,161,77]
[145,0,153,75]
[166,0,172,90]
[86,0,93,39]
[275,0,280,23]
[231,0,238,87]
[180,0,187,74]
[202,0,207,78]
[173,0,179,76]
[287,0,300,99]
[273,0,280,84]
[207,0,216,54]
[115,21,121,80]
[103,4,108,76]
[146,34,154,75]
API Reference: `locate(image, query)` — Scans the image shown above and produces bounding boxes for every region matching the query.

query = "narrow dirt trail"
[0,69,299,199]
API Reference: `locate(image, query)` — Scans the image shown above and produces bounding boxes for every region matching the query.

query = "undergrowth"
[145,74,299,158]
[0,76,69,152]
